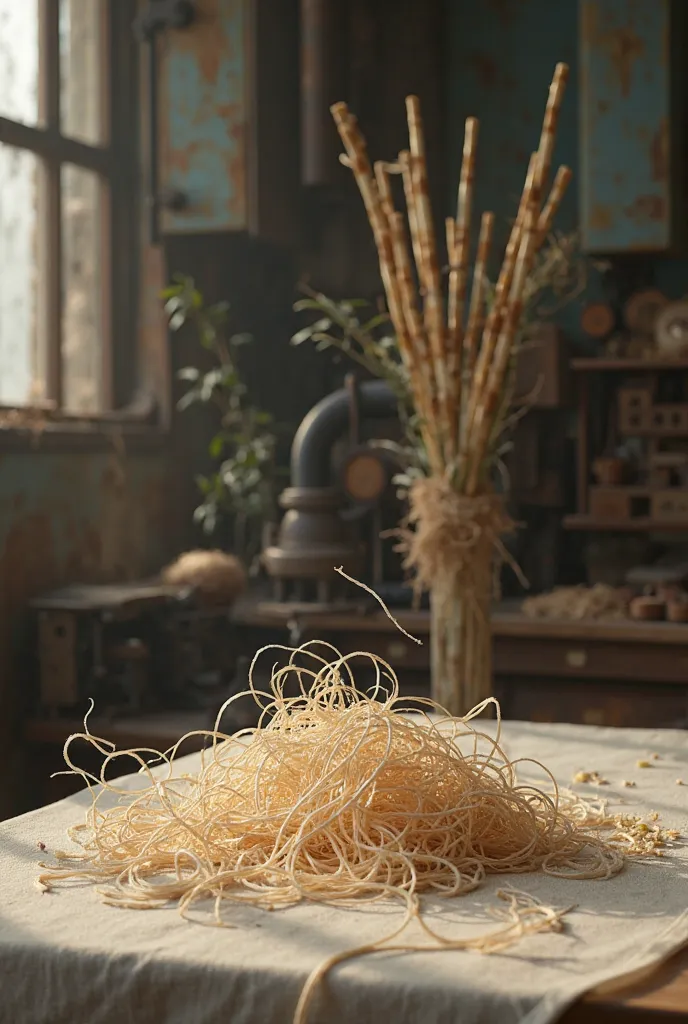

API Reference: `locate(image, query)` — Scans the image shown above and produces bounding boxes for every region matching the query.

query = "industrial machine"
[262,375,424,610]
[263,324,574,609]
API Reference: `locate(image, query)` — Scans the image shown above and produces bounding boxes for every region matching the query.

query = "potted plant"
[164,274,284,570]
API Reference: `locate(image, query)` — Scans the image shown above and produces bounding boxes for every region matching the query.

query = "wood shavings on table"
[522,584,630,621]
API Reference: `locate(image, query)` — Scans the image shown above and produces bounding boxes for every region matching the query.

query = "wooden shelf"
[617,429,688,438]
[572,358,688,372]
[564,514,688,531]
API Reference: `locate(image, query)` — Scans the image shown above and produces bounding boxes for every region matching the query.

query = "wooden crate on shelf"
[588,487,647,521]
[650,489,688,522]
[649,451,688,488]
[648,404,688,434]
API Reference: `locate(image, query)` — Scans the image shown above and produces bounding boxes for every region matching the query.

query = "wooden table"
[564,945,688,1022]
[23,705,688,1021]
[234,601,688,1019]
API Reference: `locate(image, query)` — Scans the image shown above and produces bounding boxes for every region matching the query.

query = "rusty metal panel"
[580,0,678,254]
[158,0,247,233]
[0,449,174,817]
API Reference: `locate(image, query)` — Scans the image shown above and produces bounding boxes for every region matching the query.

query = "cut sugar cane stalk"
[331,64,570,715]
[463,211,494,379]
[405,97,450,456]
[331,104,442,473]
[447,117,478,464]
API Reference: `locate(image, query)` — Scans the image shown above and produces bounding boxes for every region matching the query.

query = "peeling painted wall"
[447,0,578,249]
[580,0,677,253]
[446,0,688,339]
[158,0,247,234]
[0,450,175,817]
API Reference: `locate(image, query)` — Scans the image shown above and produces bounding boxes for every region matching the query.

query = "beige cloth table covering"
[0,720,687,1024]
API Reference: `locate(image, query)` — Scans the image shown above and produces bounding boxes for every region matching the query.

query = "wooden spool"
[667,600,688,624]
[629,595,666,621]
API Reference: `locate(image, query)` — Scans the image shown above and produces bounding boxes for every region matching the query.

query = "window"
[0,0,139,416]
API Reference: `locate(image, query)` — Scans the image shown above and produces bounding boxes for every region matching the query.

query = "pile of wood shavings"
[522,584,630,621]
[38,642,678,1024]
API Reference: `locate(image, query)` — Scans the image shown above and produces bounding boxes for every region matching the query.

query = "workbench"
[234,601,688,729]
[24,603,688,809]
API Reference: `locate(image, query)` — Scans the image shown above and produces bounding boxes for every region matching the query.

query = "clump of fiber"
[162,549,247,606]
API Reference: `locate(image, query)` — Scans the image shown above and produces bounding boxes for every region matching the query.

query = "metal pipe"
[300,0,344,187]
[291,379,397,488]
[146,37,160,244]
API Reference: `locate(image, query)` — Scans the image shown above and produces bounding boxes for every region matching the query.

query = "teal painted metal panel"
[445,0,688,344]
[159,0,247,233]
[580,0,675,254]
[446,0,578,249]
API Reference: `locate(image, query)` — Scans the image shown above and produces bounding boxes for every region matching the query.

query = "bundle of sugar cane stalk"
[331,64,573,716]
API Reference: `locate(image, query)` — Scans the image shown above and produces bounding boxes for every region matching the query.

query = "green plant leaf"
[209,433,226,459]
[199,368,224,400]
[293,298,327,313]
[219,366,239,388]
[230,332,252,347]
[290,326,315,345]
[177,388,201,411]
[195,474,212,495]
[200,324,217,349]
[362,313,390,332]
[164,295,184,315]
[177,366,200,382]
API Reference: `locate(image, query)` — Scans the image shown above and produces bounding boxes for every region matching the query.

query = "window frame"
[0,0,159,451]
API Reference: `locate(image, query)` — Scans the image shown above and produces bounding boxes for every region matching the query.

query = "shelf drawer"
[325,631,429,671]
[501,677,688,730]
[493,638,688,685]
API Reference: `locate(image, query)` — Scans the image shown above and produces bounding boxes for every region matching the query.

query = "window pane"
[0,0,40,126]
[60,0,103,145]
[62,165,104,413]
[0,144,45,406]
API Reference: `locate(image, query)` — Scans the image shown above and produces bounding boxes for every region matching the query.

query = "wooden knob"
[343,451,387,502]
[387,642,407,662]
[581,302,615,338]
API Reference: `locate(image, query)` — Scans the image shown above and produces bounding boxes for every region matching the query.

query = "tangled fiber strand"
[40,643,631,1023]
